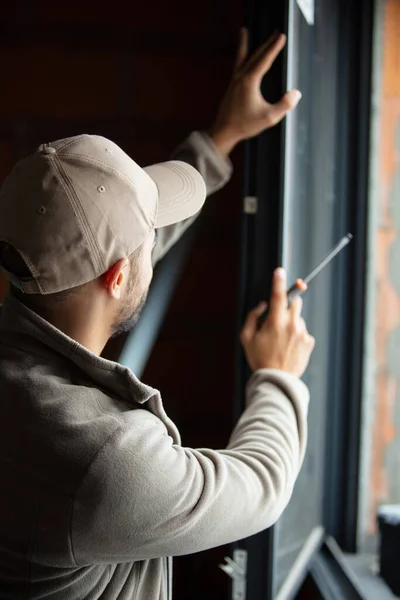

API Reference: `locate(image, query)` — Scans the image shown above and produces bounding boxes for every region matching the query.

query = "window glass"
[275,0,342,593]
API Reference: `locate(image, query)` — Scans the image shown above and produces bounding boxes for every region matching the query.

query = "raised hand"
[210,29,302,157]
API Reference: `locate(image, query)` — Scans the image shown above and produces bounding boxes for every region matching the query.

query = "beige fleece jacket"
[0,132,309,600]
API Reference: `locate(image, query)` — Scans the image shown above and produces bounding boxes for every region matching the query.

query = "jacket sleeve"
[72,369,309,563]
[151,131,232,266]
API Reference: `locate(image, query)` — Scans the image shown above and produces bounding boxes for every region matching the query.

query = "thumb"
[241,301,267,343]
[265,89,302,126]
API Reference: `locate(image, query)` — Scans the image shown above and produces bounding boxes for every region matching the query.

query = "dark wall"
[0,3,244,599]
[143,178,243,598]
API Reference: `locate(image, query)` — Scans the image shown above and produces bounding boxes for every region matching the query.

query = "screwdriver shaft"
[303,233,352,285]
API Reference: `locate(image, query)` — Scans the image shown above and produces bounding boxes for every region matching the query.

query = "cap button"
[38,144,56,155]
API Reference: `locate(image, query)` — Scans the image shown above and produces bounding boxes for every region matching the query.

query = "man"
[0,31,314,600]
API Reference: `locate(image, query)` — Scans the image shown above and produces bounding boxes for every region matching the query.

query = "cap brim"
[144,161,206,229]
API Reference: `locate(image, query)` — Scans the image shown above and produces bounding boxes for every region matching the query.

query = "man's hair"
[0,242,143,313]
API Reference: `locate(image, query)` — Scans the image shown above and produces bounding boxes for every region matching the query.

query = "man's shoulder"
[0,341,151,480]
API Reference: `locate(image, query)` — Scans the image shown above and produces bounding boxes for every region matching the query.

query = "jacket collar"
[0,293,158,406]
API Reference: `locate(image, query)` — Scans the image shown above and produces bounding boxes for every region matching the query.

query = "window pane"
[275,0,341,592]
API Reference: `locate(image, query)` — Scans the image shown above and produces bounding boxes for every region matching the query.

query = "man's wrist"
[208,126,242,159]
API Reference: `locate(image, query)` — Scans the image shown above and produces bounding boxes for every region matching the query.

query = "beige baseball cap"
[0,134,206,294]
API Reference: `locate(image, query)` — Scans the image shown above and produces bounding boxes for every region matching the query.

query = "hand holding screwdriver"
[259,233,353,326]
[241,268,315,377]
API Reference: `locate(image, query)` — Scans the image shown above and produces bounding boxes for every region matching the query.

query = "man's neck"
[13,290,110,355]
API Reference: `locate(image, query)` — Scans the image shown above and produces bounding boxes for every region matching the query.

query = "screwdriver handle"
[287,279,308,306]
[257,279,307,328]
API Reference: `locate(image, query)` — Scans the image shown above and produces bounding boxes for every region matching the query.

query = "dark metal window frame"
[309,538,366,600]
[233,0,374,597]
[323,0,374,550]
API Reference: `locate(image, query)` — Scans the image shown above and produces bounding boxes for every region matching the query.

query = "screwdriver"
[286,233,353,305]
[258,233,353,327]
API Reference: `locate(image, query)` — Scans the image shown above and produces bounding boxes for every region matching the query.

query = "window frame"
[232,0,375,596]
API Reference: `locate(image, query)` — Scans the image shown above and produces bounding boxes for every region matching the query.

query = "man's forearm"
[172,131,232,195]
[151,131,232,266]
[208,126,242,160]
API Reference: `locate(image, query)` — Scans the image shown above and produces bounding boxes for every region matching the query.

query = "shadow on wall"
[0,276,8,303]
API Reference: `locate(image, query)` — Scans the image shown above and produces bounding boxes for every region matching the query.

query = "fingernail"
[292,90,302,102]
[258,301,267,310]
[275,268,286,279]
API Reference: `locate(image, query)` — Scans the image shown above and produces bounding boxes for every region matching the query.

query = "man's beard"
[111,292,148,338]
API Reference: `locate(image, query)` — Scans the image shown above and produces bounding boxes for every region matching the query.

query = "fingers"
[289,296,303,325]
[264,89,302,126]
[289,300,314,350]
[249,33,287,81]
[308,334,316,350]
[298,317,306,334]
[241,300,267,343]
[238,30,281,77]
[267,268,287,324]
[235,27,249,72]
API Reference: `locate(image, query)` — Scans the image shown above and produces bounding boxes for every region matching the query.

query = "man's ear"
[104,258,130,300]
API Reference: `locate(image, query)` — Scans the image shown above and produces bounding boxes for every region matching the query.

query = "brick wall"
[360,0,400,549]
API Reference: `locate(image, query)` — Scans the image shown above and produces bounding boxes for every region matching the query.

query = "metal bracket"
[243,196,258,214]
[219,549,248,600]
